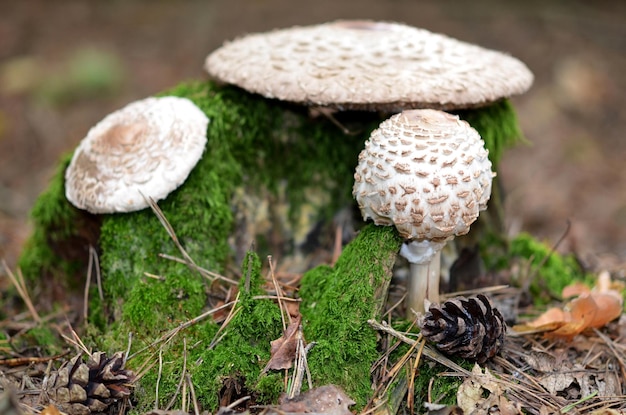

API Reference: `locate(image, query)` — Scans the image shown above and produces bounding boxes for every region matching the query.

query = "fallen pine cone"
[418,294,506,363]
[44,351,134,415]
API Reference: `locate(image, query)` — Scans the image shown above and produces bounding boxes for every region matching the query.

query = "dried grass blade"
[159,253,238,285]
[267,255,288,330]
[186,374,200,415]
[128,300,236,360]
[2,261,40,323]
[368,319,472,376]
[165,337,188,411]
[208,292,241,349]
[141,193,197,271]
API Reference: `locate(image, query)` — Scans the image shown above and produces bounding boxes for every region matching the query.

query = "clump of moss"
[412,359,471,410]
[299,224,402,407]
[193,251,284,409]
[18,154,100,295]
[125,251,284,413]
[455,99,525,169]
[509,232,589,303]
[12,324,64,356]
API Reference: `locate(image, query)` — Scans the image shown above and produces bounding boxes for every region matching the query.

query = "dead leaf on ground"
[263,314,302,372]
[457,364,521,415]
[538,369,576,395]
[277,384,355,415]
[513,271,624,340]
[423,403,463,415]
[589,410,624,415]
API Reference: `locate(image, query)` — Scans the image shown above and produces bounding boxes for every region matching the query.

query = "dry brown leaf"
[277,384,355,415]
[589,409,624,415]
[423,403,463,415]
[525,307,570,327]
[457,364,521,415]
[522,352,557,373]
[513,271,624,340]
[583,293,623,328]
[41,404,63,415]
[285,300,301,319]
[538,371,575,395]
[263,314,302,372]
[562,282,590,298]
[457,374,482,415]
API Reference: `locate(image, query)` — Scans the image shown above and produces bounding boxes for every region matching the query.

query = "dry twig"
[368,319,472,376]
[2,261,40,323]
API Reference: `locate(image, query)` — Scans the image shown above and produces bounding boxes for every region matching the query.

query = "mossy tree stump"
[17,80,523,411]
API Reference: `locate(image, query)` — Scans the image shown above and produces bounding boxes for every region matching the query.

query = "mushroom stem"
[406,250,441,318]
[400,239,446,319]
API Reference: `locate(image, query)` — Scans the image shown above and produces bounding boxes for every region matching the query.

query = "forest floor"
[1,1,625,414]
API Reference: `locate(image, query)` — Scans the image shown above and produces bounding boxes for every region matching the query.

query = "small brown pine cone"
[45,352,134,415]
[418,294,506,363]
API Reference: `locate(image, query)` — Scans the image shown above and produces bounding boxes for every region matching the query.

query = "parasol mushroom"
[65,96,209,214]
[352,109,494,317]
[205,20,533,112]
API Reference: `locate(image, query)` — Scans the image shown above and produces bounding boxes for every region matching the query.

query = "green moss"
[17,80,381,412]
[509,232,589,302]
[299,224,402,407]
[455,99,526,169]
[15,324,63,356]
[109,252,283,414]
[18,154,99,290]
[127,324,217,413]
[193,251,284,409]
[123,267,206,332]
[413,360,468,409]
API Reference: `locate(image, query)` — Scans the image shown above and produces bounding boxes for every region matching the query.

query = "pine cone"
[418,294,506,363]
[45,352,134,415]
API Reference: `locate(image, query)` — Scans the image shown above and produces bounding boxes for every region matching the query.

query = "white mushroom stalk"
[65,96,209,214]
[352,109,494,317]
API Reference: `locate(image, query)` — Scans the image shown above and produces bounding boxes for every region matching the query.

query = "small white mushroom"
[205,20,533,111]
[65,96,209,213]
[352,109,494,317]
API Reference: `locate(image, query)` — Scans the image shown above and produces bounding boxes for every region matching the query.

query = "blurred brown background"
[1,0,625,271]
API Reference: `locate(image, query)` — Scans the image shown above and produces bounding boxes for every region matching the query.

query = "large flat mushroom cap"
[205,20,533,111]
[65,96,209,213]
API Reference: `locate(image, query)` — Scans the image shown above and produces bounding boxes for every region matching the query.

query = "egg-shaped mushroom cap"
[205,20,533,111]
[65,96,209,214]
[352,109,494,241]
